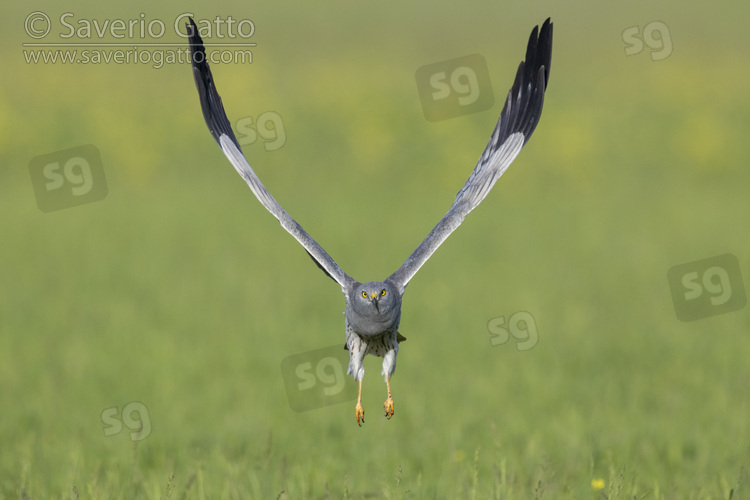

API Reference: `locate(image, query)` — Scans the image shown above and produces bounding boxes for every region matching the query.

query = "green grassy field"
[2,2,749,498]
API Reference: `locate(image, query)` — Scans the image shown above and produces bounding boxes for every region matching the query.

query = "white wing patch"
[455,132,525,212]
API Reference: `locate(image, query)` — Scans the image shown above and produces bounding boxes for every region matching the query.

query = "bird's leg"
[355,379,365,426]
[384,375,394,420]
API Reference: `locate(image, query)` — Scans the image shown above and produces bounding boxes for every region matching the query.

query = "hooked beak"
[369,293,380,312]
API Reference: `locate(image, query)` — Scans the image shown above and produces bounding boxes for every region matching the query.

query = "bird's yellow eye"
[362,291,367,298]
[381,289,386,296]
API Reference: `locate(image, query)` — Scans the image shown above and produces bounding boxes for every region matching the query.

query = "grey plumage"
[187,17,553,425]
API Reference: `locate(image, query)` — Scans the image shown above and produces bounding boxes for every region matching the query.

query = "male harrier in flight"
[187,17,552,425]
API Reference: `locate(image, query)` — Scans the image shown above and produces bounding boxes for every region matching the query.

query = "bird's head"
[350,281,399,317]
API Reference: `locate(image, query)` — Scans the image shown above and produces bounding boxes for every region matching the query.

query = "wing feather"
[187,18,355,292]
[387,18,553,293]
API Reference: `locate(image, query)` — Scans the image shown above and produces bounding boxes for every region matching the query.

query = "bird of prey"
[187,17,552,425]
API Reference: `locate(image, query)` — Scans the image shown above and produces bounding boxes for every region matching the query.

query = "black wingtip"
[500,17,553,146]
[186,17,202,62]
[519,17,553,97]
[187,17,242,150]
[537,17,553,89]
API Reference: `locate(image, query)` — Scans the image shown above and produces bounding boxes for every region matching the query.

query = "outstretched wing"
[187,18,356,292]
[387,18,553,293]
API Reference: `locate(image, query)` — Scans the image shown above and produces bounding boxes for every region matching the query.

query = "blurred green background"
[2,1,749,498]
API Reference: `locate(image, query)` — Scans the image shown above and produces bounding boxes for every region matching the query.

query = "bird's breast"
[346,307,401,338]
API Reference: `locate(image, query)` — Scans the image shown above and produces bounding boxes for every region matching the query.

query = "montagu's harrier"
[187,17,553,425]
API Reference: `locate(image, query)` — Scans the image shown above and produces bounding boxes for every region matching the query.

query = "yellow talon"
[384,375,395,420]
[384,397,394,419]
[355,379,365,426]
[356,403,365,426]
